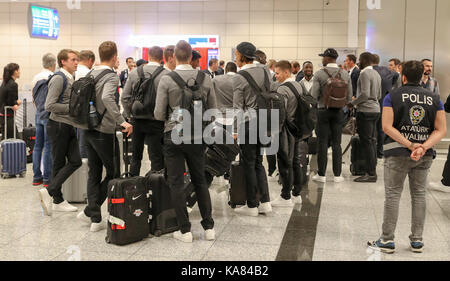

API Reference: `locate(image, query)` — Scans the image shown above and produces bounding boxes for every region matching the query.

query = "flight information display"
[28,4,59,40]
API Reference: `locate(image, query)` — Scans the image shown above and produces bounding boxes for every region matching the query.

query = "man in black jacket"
[345,54,360,98]
[429,94,450,192]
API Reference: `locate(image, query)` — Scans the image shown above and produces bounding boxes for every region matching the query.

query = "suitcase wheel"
[19,172,26,178]
[154,230,162,237]
[105,236,111,244]
[228,201,236,209]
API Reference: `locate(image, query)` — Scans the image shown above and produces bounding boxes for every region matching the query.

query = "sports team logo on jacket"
[410,105,425,125]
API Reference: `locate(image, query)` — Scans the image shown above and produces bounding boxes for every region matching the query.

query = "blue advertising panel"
[28,4,59,40]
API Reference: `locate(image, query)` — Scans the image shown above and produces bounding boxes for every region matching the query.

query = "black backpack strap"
[238,70,262,93]
[284,82,301,101]
[152,66,165,80]
[168,71,188,89]
[136,65,145,80]
[94,68,116,84]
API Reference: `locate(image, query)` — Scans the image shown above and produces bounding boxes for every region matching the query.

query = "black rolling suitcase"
[106,133,151,246]
[229,160,247,208]
[22,99,36,163]
[146,169,196,237]
[350,135,366,176]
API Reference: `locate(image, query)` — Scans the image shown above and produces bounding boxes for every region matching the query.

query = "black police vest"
[384,84,440,158]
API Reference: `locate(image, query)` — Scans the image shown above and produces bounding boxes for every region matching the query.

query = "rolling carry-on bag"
[229,159,247,208]
[0,106,27,178]
[106,133,150,246]
[298,140,309,186]
[21,99,36,163]
[350,135,367,176]
[61,158,88,203]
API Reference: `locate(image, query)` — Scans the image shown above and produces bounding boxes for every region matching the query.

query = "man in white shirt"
[31,53,56,188]
[299,61,314,95]
[204,58,219,79]
[75,50,95,81]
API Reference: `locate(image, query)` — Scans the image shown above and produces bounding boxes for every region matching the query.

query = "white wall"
[0,0,367,88]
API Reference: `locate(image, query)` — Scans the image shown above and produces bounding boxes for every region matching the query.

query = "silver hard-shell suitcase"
[61,158,88,203]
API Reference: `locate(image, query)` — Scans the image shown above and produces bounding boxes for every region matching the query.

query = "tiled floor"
[0,149,449,261]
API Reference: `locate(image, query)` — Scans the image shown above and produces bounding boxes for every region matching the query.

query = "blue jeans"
[32,115,52,182]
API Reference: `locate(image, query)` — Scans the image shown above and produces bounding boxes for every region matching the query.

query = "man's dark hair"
[421,58,432,63]
[254,50,267,64]
[57,49,78,68]
[292,61,300,69]
[389,58,401,66]
[148,46,163,62]
[302,61,313,67]
[402,60,424,84]
[209,58,218,67]
[225,62,237,73]
[347,54,357,63]
[164,45,175,62]
[175,40,192,63]
[275,60,292,72]
[359,52,373,69]
[79,50,95,62]
[219,60,225,67]
[372,53,380,65]
[99,41,118,62]
[126,57,134,63]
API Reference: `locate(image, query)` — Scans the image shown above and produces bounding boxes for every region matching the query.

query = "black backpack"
[284,82,317,139]
[131,65,165,117]
[32,72,67,120]
[168,71,208,142]
[69,69,115,127]
[238,69,286,136]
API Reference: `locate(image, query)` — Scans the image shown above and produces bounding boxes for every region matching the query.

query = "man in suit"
[203,58,219,79]
[119,57,134,89]
[216,60,225,75]
[344,54,360,98]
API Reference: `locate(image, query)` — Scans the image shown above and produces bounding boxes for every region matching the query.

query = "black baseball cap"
[236,42,256,60]
[136,59,148,67]
[319,48,339,59]
[192,50,201,60]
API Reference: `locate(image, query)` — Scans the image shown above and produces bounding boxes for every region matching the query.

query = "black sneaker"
[43,181,50,188]
[354,175,377,183]
[367,238,395,254]
[32,179,43,186]
[410,241,424,253]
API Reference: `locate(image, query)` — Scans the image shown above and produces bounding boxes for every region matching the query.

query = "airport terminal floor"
[1,148,449,261]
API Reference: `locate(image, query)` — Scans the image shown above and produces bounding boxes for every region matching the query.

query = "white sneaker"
[271,196,294,207]
[234,205,258,217]
[216,183,229,194]
[90,221,106,232]
[428,181,450,193]
[258,202,273,214]
[205,229,216,241]
[53,200,78,212]
[187,207,193,214]
[334,176,345,183]
[77,211,91,224]
[292,195,302,204]
[173,230,193,243]
[38,188,53,216]
[312,174,326,183]
[268,171,279,182]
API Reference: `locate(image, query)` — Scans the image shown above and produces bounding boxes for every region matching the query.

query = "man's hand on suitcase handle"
[121,121,133,137]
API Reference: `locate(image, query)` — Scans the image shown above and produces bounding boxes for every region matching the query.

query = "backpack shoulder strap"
[284,82,301,101]
[168,71,187,89]
[195,70,206,86]
[238,70,262,93]
[152,66,165,80]
[136,65,145,80]
[51,72,68,103]
[323,68,333,78]
[94,69,116,84]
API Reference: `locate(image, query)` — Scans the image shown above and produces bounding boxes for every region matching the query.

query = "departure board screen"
[28,4,59,40]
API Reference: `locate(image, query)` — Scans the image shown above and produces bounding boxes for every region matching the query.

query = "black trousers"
[277,126,304,199]
[376,109,384,158]
[164,133,214,234]
[266,154,277,176]
[316,109,344,177]
[130,119,164,176]
[83,130,120,223]
[46,119,82,204]
[442,145,450,186]
[238,122,270,208]
[356,111,380,176]
[0,115,17,140]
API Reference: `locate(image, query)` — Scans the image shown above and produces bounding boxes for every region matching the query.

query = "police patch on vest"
[410,105,425,125]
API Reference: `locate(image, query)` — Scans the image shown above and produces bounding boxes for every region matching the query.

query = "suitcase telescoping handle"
[4,106,16,139]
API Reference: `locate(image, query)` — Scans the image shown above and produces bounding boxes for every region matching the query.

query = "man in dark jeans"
[155,40,216,243]
[311,48,353,183]
[349,52,382,183]
[232,42,273,217]
[121,46,169,175]
[428,93,450,192]
[39,49,82,216]
[76,41,133,232]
